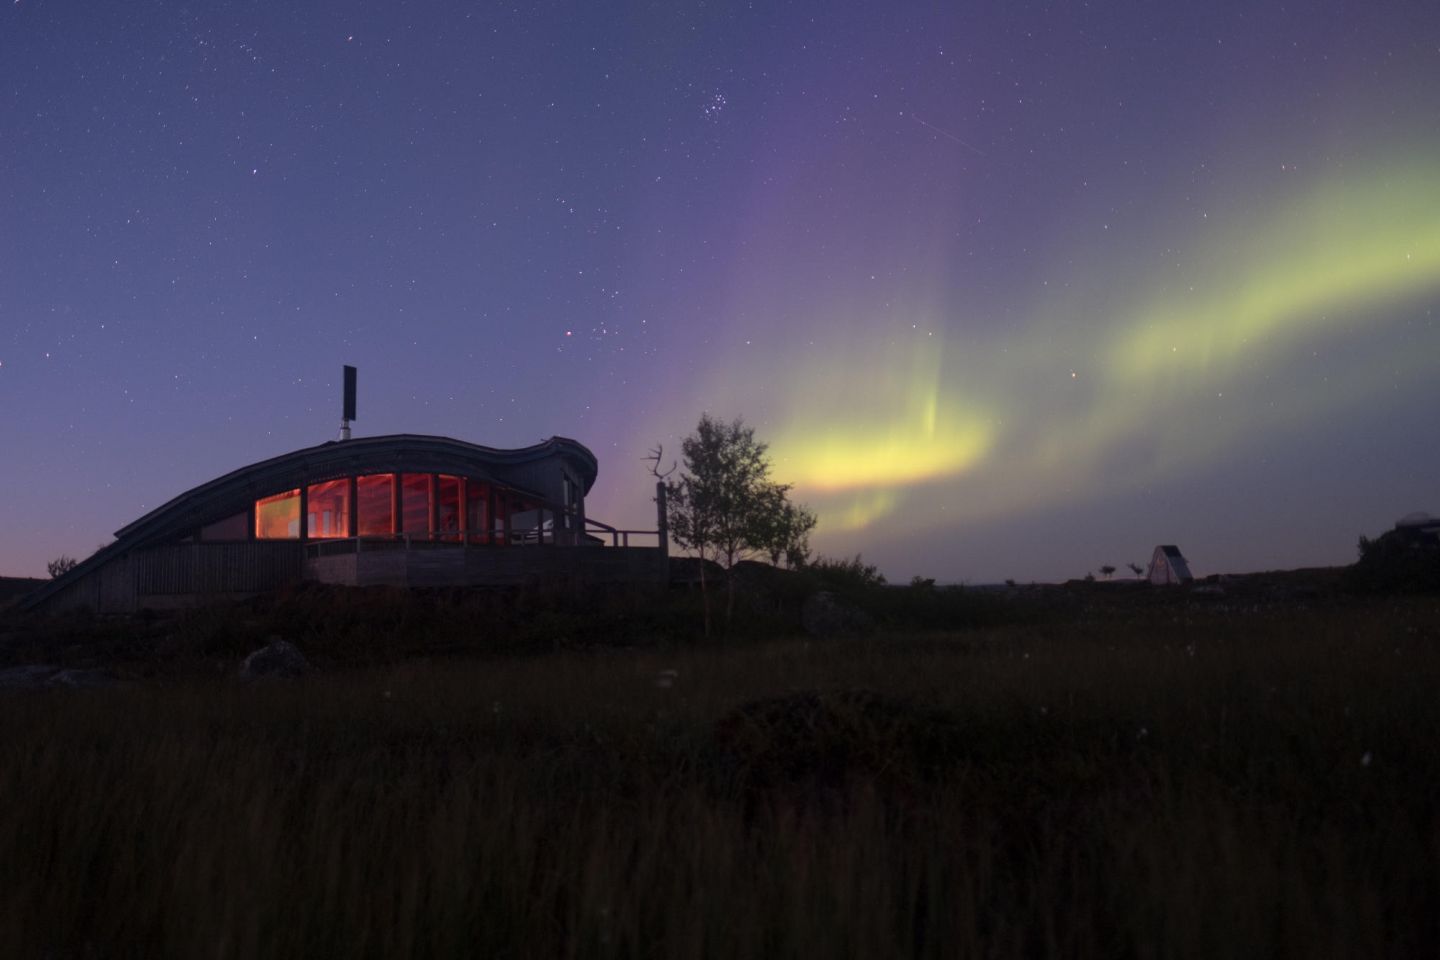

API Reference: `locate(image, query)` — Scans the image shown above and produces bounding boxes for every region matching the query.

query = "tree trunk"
[725,559,736,625]
[698,550,711,638]
[725,546,737,624]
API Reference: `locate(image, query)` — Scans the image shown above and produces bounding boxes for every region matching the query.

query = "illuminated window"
[509,498,545,543]
[200,512,248,541]
[255,489,300,539]
[402,473,431,537]
[466,481,490,544]
[307,479,350,539]
[356,474,394,537]
[493,490,509,543]
[437,475,462,541]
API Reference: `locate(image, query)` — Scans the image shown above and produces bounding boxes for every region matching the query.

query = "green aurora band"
[650,151,1440,545]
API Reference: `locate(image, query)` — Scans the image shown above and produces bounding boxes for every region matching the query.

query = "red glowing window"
[255,489,300,540]
[437,475,462,541]
[356,474,394,537]
[307,479,350,539]
[401,473,431,536]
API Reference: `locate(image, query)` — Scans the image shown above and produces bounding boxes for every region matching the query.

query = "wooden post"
[457,476,468,544]
[575,477,586,536]
[347,476,358,541]
[428,474,439,542]
[298,485,309,542]
[392,473,403,538]
[655,481,668,556]
[481,487,490,545]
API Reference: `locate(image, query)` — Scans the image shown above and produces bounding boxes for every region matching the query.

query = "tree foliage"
[664,414,816,632]
[753,497,818,569]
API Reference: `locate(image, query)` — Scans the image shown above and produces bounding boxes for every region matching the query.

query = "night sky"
[3,1,1438,583]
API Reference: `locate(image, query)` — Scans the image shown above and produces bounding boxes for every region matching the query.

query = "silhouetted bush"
[46,556,77,579]
[1348,530,1440,594]
[789,556,1016,631]
[803,554,887,592]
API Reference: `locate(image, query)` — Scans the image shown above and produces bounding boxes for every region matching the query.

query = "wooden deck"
[305,541,667,588]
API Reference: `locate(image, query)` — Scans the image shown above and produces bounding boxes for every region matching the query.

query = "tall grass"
[1,598,1437,957]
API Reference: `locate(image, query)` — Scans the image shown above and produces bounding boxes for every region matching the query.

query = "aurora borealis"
[757,157,1440,540]
[3,1,1438,582]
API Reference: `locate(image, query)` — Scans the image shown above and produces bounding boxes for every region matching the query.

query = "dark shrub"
[1348,530,1440,594]
[804,554,887,592]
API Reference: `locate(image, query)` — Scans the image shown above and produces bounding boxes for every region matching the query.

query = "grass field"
[1,587,1437,957]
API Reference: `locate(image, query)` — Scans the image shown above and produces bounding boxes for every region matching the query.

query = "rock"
[0,664,120,690]
[0,664,62,688]
[239,638,311,680]
[47,668,120,688]
[801,591,874,639]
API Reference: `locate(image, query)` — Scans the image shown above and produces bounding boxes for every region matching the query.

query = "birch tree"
[664,414,815,634]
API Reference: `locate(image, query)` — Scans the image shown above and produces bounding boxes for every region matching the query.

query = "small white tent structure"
[1147,545,1193,585]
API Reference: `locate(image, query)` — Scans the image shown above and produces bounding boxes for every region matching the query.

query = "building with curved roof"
[25,434,666,615]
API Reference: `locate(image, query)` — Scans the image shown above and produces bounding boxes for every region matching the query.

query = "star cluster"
[2,1,1437,581]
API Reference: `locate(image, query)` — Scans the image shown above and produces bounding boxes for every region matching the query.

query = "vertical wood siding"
[305,544,666,588]
[134,543,305,595]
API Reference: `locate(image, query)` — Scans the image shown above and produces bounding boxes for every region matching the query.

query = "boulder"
[0,665,120,690]
[47,668,120,688]
[801,591,874,639]
[0,664,62,689]
[239,638,311,680]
